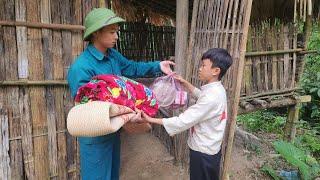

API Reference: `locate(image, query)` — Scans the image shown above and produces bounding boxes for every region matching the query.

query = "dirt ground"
[120,130,272,180]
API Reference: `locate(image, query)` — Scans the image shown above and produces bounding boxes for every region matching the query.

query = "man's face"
[94,24,119,48]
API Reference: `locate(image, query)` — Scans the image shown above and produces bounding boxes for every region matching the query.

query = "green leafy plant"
[300,24,320,121]
[295,130,320,159]
[261,165,280,180]
[273,141,320,180]
[237,110,286,134]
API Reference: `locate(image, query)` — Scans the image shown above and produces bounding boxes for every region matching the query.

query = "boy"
[141,48,233,180]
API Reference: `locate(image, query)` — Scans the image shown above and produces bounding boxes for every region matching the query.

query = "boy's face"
[198,59,220,83]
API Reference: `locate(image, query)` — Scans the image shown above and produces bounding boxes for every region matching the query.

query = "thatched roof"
[110,0,320,25]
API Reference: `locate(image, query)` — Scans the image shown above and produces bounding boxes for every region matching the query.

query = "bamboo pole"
[240,88,300,100]
[0,78,157,86]
[174,0,188,77]
[222,0,253,179]
[0,80,68,86]
[0,20,84,31]
[245,49,318,56]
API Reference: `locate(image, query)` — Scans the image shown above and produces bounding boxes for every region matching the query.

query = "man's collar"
[88,44,105,61]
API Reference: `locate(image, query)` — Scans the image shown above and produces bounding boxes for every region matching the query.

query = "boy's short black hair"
[201,48,233,80]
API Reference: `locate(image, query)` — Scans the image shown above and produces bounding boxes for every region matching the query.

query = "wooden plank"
[15,0,28,79]
[0,109,11,180]
[266,26,273,91]
[256,26,263,92]
[278,25,285,89]
[51,0,68,178]
[61,0,78,179]
[7,87,24,180]
[26,0,49,179]
[244,28,252,95]
[0,0,5,84]
[69,0,83,179]
[270,26,278,90]
[41,0,59,179]
[18,88,35,179]
[262,25,269,91]
[4,0,24,179]
[283,26,290,89]
[291,27,297,88]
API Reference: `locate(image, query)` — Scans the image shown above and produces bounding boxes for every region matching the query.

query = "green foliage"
[237,110,286,133]
[300,24,320,121]
[273,141,320,180]
[261,165,281,180]
[295,129,320,158]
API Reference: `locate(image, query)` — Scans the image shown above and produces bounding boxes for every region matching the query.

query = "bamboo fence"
[241,22,299,98]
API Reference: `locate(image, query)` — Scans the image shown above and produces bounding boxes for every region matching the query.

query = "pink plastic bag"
[150,74,187,109]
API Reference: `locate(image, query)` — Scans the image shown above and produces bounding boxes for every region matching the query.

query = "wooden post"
[284,95,311,141]
[175,0,188,77]
[172,0,189,165]
[284,104,300,142]
[222,0,253,179]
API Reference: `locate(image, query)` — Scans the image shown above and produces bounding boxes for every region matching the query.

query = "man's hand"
[160,61,175,75]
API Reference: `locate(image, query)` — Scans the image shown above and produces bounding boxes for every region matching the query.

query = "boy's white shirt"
[162,81,227,155]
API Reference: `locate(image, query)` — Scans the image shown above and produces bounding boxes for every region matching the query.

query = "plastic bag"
[150,74,187,109]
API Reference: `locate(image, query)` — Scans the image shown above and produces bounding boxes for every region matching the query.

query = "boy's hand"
[141,112,163,125]
[173,74,188,85]
[129,108,144,123]
[141,111,153,123]
[160,61,175,75]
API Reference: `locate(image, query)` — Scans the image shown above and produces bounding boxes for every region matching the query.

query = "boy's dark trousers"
[189,148,222,180]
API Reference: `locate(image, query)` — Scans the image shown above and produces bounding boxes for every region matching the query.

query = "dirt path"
[120,132,189,180]
[120,131,270,180]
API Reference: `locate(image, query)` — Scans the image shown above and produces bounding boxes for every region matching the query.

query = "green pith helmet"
[83,8,125,41]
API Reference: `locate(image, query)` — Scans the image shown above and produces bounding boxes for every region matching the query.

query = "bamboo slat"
[15,0,28,79]
[244,28,252,95]
[18,88,35,179]
[41,1,60,179]
[4,1,24,179]
[0,109,11,179]
[262,25,269,91]
[271,27,278,90]
[57,0,74,179]
[27,0,49,179]
[278,25,285,90]
[50,6,65,174]
[291,29,297,88]
[0,20,85,31]
[283,26,290,89]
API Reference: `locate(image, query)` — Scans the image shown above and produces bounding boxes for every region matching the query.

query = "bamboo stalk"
[8,130,67,141]
[0,20,84,31]
[222,0,253,179]
[245,48,304,56]
[240,88,300,100]
[0,80,68,86]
